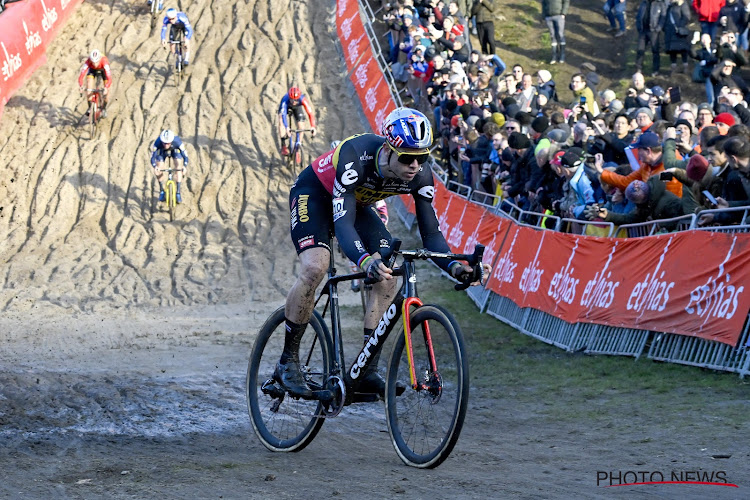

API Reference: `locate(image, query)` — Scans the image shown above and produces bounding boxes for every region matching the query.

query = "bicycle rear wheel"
[247,307,333,452]
[89,101,97,140]
[385,304,469,468]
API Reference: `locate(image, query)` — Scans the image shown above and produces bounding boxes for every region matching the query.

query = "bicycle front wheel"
[89,101,97,139]
[385,304,469,468]
[247,307,332,452]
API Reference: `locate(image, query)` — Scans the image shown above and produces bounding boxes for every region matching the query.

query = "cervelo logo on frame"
[349,303,398,379]
[23,21,42,56]
[685,235,746,323]
[41,0,59,32]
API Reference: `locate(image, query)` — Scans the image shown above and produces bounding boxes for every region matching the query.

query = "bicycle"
[82,76,104,140]
[149,0,160,30]
[246,239,484,468]
[168,31,186,83]
[287,128,312,172]
[157,166,183,221]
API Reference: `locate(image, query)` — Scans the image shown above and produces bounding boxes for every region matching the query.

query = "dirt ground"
[0,1,748,499]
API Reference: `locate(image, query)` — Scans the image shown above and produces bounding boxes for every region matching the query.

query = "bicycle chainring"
[322,375,346,417]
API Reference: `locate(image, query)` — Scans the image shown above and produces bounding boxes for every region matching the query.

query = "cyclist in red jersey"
[277,108,491,399]
[278,86,317,156]
[77,49,112,117]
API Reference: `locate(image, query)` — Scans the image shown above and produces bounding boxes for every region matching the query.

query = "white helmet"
[166,8,177,19]
[330,140,341,150]
[160,129,175,143]
[89,49,102,64]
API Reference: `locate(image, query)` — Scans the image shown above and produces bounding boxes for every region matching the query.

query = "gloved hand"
[363,258,391,282]
[584,204,602,220]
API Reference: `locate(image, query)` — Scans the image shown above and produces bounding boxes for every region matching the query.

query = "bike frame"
[315,248,456,399]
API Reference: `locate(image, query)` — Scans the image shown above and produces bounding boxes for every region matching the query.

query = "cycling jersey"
[150,136,189,167]
[290,133,452,272]
[161,12,193,40]
[278,94,317,129]
[77,56,113,88]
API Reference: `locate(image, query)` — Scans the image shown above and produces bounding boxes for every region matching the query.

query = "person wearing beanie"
[537,69,558,102]
[713,112,736,134]
[459,103,473,120]
[530,115,550,141]
[502,132,536,209]
[673,118,697,157]
[635,107,654,132]
[491,112,506,127]
[547,128,569,144]
[697,103,715,128]
[662,153,719,213]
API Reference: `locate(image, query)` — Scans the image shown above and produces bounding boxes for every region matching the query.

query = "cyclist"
[147,0,163,10]
[278,86,317,157]
[278,107,491,399]
[150,129,188,204]
[77,49,112,117]
[161,8,193,67]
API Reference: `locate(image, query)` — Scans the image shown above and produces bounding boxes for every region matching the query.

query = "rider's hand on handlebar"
[161,39,168,48]
[311,127,317,137]
[363,257,393,282]
[452,262,491,286]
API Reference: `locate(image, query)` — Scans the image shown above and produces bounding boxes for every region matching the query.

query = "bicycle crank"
[321,375,346,417]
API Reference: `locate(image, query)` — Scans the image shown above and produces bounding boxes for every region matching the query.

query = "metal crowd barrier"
[619,214,696,237]
[358,0,403,108]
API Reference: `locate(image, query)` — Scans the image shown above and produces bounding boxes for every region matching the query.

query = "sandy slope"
[0,0,364,315]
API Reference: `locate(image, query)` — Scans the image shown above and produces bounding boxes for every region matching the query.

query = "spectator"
[557,148,597,219]
[636,0,668,76]
[699,136,750,224]
[569,73,599,114]
[697,102,715,126]
[604,0,628,37]
[691,33,719,105]
[542,0,570,64]
[472,0,498,55]
[715,30,747,67]
[718,0,748,49]
[635,107,655,132]
[692,0,725,41]
[599,113,635,164]
[664,0,692,74]
[624,72,651,109]
[669,153,726,210]
[537,69,558,102]
[515,73,538,113]
[674,118,698,156]
[714,111,737,133]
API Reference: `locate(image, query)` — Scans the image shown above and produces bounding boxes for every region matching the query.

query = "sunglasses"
[388,143,430,164]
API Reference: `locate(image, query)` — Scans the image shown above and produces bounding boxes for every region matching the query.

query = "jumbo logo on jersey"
[341,162,359,185]
[417,186,434,199]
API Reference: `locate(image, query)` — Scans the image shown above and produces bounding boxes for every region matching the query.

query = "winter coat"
[604,176,688,226]
[541,0,570,17]
[692,0,726,23]
[664,2,692,53]
[636,0,668,33]
[471,0,498,23]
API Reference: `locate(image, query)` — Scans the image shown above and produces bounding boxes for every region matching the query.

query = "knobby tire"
[385,304,469,468]
[247,307,333,452]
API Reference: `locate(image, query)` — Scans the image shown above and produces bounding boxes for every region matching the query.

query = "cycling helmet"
[166,8,177,19]
[288,86,301,100]
[382,107,432,153]
[330,140,341,150]
[89,49,102,64]
[160,129,175,143]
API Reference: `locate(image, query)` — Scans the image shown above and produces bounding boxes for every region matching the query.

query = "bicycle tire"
[89,100,97,140]
[167,181,176,221]
[247,307,333,452]
[385,304,469,468]
[294,143,303,171]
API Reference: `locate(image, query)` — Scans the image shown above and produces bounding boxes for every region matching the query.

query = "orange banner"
[0,0,85,118]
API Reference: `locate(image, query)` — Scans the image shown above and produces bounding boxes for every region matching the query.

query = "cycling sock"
[176,181,181,193]
[281,318,308,364]
[158,182,164,191]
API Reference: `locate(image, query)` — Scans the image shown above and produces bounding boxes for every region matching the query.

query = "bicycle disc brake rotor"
[422,370,443,404]
[322,375,346,417]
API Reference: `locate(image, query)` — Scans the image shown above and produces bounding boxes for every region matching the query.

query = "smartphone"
[660,171,674,181]
[580,96,587,105]
[703,190,719,206]
[669,86,682,103]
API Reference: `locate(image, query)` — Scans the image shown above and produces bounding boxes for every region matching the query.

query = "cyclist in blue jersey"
[161,8,193,66]
[150,129,188,203]
[278,108,491,399]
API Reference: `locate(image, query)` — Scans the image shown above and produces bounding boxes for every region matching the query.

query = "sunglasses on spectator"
[388,143,430,164]
[505,125,519,131]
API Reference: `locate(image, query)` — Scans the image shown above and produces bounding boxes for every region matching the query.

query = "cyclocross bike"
[287,127,312,172]
[169,30,186,83]
[246,240,484,468]
[158,166,183,221]
[83,76,104,140]
[149,1,160,30]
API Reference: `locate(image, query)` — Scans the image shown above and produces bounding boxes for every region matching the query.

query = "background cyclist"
[77,49,112,117]
[161,8,193,66]
[277,108,491,399]
[277,85,317,157]
[150,129,188,204]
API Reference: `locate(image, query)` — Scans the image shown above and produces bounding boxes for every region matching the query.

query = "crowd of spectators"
[376,0,750,232]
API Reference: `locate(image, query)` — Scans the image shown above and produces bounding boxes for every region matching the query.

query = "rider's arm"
[179,14,193,38]
[77,63,89,88]
[173,137,188,166]
[331,143,369,267]
[278,97,290,128]
[301,96,317,128]
[160,19,169,41]
[411,175,461,275]
[102,58,113,88]
[150,140,161,167]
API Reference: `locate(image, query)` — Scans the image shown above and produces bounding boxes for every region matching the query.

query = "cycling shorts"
[170,25,191,41]
[289,166,391,256]
[86,69,107,83]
